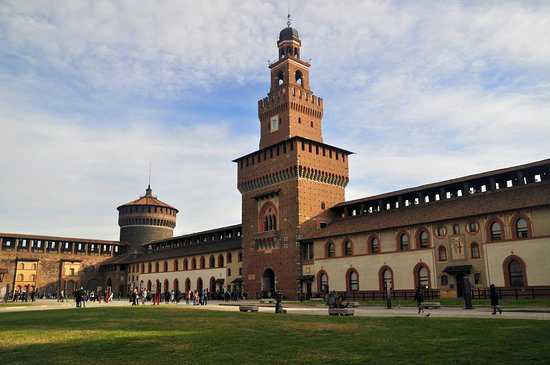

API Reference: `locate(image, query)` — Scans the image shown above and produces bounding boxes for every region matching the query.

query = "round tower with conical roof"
[117,185,178,253]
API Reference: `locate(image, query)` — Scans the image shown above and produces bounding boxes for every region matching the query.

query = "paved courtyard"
[2,299,550,320]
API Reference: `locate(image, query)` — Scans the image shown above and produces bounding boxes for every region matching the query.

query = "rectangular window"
[269,115,279,132]
[453,224,460,235]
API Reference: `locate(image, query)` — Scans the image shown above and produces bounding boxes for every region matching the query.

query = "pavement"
[2,299,550,320]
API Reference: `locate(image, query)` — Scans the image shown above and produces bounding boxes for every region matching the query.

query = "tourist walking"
[414,286,424,314]
[489,284,503,315]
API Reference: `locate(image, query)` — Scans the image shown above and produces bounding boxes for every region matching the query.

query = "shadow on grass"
[1,307,550,365]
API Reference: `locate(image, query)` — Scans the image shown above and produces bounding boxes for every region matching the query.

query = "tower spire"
[287,13,291,28]
[146,162,153,196]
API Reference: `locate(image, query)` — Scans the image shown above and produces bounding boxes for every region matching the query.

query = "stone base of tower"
[243,250,302,300]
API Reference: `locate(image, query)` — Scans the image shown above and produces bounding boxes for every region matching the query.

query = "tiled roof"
[117,185,178,212]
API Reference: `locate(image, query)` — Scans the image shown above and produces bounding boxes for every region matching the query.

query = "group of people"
[10,288,36,302]
[129,287,247,306]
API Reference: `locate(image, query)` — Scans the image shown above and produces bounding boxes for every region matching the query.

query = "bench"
[328,307,355,316]
[344,301,360,308]
[420,302,441,309]
[259,298,275,304]
[239,305,259,313]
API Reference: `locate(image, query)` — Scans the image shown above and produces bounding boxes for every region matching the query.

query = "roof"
[144,224,242,246]
[279,26,300,42]
[117,239,242,264]
[0,232,120,245]
[232,136,353,163]
[335,158,550,209]
[118,185,178,212]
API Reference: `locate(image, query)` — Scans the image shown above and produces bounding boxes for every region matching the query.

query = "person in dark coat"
[414,286,424,314]
[489,284,503,315]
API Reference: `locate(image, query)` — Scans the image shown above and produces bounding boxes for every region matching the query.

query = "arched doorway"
[197,278,203,292]
[147,280,152,291]
[262,268,275,297]
[163,279,169,292]
[106,278,112,289]
[209,277,216,293]
[173,279,179,292]
[185,278,191,292]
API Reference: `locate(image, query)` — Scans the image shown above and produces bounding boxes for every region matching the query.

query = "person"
[142,289,147,305]
[154,285,161,305]
[489,284,503,315]
[414,286,424,314]
[132,288,138,306]
[30,289,35,302]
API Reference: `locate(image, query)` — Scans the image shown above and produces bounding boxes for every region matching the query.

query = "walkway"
[1,299,550,320]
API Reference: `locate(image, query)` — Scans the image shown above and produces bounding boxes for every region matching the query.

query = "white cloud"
[1,1,550,238]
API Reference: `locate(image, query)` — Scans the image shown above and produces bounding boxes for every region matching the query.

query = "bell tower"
[259,19,324,149]
[235,19,351,299]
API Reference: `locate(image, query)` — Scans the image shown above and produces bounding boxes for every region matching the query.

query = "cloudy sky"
[1,1,550,240]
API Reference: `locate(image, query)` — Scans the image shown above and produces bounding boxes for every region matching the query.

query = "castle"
[2,24,550,301]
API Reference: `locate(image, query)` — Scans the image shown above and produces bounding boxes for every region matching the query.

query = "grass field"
[1,306,549,365]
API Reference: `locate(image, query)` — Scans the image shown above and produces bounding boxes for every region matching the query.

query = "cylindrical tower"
[117,185,178,254]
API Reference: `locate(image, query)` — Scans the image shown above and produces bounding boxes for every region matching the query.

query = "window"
[417,266,430,288]
[490,222,503,241]
[438,246,447,261]
[200,257,205,269]
[155,262,159,273]
[343,240,353,256]
[452,224,460,235]
[474,273,481,285]
[209,255,215,268]
[192,258,197,270]
[326,241,335,258]
[467,222,479,233]
[173,260,179,271]
[70,268,75,276]
[148,262,152,273]
[227,268,232,276]
[347,269,359,291]
[269,115,279,132]
[18,274,24,281]
[163,261,168,272]
[508,259,525,287]
[370,237,380,254]
[227,253,232,263]
[319,272,329,293]
[440,275,448,286]
[471,242,480,259]
[515,218,529,238]
[418,230,430,248]
[218,254,224,267]
[399,233,410,251]
[381,268,393,290]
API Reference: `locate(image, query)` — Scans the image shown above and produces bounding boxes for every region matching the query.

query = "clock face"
[270,115,279,132]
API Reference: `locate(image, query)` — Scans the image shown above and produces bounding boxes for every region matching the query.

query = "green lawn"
[1,306,549,364]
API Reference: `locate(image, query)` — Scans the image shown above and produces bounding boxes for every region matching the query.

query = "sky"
[1,0,550,240]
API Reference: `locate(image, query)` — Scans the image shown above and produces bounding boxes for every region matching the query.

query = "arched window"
[418,230,430,248]
[200,256,205,269]
[163,261,168,272]
[326,241,335,258]
[227,252,232,263]
[277,71,284,86]
[217,254,224,268]
[197,277,203,292]
[155,262,159,273]
[441,275,448,286]
[379,267,393,291]
[369,236,380,254]
[343,240,353,256]
[259,202,278,233]
[173,279,179,292]
[295,70,303,86]
[148,262,152,273]
[191,258,197,270]
[515,218,529,239]
[415,264,430,288]
[489,221,503,241]
[173,260,179,271]
[318,271,329,293]
[238,251,243,262]
[505,257,527,288]
[183,259,188,271]
[438,246,447,261]
[347,269,359,291]
[471,242,480,259]
[399,233,410,251]
[209,255,215,268]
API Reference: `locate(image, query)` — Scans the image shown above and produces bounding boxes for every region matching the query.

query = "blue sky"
[1,1,550,239]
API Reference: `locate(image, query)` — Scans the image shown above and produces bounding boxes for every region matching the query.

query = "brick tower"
[234,22,351,299]
[117,185,178,254]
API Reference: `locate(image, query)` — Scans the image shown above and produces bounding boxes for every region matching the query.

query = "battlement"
[258,86,323,112]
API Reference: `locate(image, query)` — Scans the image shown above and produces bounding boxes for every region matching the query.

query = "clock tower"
[234,20,351,299]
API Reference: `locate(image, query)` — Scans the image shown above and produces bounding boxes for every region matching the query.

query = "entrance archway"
[197,278,203,292]
[209,277,216,293]
[262,268,275,297]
